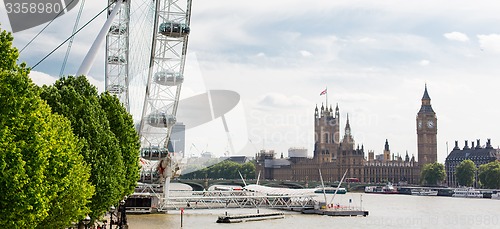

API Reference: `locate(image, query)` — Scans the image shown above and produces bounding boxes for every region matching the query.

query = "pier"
[302,209,369,217]
[216,212,285,223]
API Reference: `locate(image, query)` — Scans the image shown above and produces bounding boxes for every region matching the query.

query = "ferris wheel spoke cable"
[32,1,115,70]
[19,0,78,54]
[126,0,154,75]
[60,0,86,77]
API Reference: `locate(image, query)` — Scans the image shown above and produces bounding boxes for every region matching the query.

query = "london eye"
[104,0,192,195]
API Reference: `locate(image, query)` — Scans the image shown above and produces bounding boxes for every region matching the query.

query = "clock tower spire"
[416,84,437,168]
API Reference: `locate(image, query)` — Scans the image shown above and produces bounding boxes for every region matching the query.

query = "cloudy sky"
[2,0,500,163]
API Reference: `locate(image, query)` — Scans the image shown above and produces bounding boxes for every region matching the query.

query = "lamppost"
[109,205,116,229]
[118,199,127,229]
[83,215,91,229]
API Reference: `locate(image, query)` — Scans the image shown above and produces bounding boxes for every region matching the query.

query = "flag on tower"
[320,88,327,96]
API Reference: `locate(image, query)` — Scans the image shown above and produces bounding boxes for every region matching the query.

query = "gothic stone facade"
[256,86,437,185]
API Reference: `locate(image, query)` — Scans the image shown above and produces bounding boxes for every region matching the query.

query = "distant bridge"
[174,179,368,192]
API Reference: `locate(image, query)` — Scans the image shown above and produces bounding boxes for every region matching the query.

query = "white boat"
[364,183,398,194]
[491,190,500,200]
[208,185,243,191]
[411,188,438,196]
[452,187,483,198]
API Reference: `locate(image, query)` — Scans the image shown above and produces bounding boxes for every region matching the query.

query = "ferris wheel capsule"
[109,24,127,35]
[141,146,168,160]
[154,71,184,86]
[147,112,176,128]
[159,21,190,37]
[107,55,126,64]
[107,84,125,94]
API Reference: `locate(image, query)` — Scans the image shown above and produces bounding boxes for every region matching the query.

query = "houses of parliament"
[256,85,437,184]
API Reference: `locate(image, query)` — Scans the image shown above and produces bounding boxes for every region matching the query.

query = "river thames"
[127,193,500,228]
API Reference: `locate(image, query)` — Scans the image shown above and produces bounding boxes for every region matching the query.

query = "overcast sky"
[2,0,500,163]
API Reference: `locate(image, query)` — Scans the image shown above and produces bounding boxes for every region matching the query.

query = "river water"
[127,193,500,229]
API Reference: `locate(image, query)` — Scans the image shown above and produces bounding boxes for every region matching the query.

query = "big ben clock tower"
[416,84,437,168]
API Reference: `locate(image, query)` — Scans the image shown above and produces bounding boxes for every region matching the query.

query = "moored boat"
[491,190,500,200]
[452,187,483,198]
[314,187,347,194]
[216,212,284,223]
[411,188,438,196]
[365,183,398,194]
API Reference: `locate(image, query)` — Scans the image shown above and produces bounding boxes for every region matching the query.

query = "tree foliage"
[99,92,140,196]
[0,29,93,228]
[40,76,126,220]
[0,30,21,71]
[182,160,256,180]
[478,161,500,189]
[420,162,446,186]
[455,159,476,187]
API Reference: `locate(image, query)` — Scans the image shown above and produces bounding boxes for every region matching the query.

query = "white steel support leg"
[164,176,171,203]
[77,1,124,76]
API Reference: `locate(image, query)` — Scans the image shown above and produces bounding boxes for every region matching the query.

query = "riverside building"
[445,139,500,187]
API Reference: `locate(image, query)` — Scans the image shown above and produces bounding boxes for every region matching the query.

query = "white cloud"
[256,52,266,57]
[337,92,395,104]
[86,75,105,93]
[419,59,430,66]
[29,71,57,86]
[257,93,309,109]
[443,32,469,42]
[299,50,312,57]
[29,70,105,93]
[477,34,500,53]
[358,37,377,43]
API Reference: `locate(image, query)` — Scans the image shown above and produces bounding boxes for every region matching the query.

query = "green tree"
[241,162,256,179]
[40,76,125,220]
[455,159,476,187]
[100,92,140,196]
[478,161,500,189]
[182,160,256,180]
[0,30,21,71]
[0,29,93,228]
[420,162,446,186]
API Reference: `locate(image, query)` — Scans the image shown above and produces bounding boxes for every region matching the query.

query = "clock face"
[427,120,434,128]
[418,121,422,129]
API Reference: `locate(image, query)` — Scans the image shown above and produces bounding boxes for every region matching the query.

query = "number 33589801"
[5,2,62,14]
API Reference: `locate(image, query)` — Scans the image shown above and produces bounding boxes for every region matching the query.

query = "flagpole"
[326,86,328,108]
